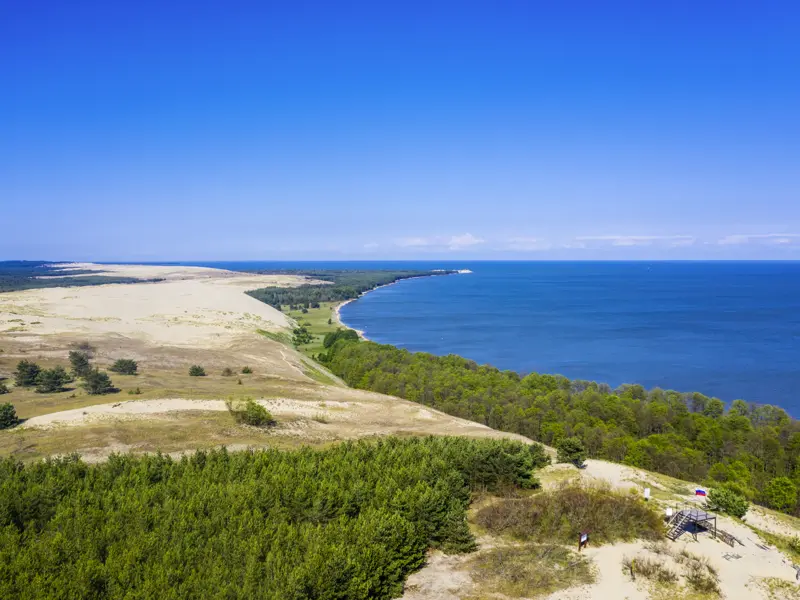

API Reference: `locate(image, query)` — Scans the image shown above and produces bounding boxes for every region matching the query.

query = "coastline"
[333,270,469,341]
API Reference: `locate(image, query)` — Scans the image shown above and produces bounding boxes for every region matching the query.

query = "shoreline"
[333,271,468,341]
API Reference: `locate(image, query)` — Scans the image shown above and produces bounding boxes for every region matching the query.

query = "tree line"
[246,270,451,309]
[0,437,548,599]
[320,338,800,516]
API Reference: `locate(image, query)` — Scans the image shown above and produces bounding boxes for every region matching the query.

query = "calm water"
[334,262,800,414]
[144,260,800,414]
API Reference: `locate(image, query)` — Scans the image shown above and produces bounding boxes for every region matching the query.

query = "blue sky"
[2,1,800,260]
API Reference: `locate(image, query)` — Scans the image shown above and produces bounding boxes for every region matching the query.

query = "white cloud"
[447,233,484,250]
[395,233,485,251]
[576,235,695,247]
[504,237,553,251]
[396,237,431,247]
[717,233,800,246]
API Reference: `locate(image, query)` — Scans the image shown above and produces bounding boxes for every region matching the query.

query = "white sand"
[0,264,316,347]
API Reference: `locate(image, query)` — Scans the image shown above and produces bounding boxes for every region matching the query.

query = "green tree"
[189,365,206,377]
[35,366,72,393]
[0,381,8,395]
[82,369,115,395]
[14,360,41,387]
[762,477,798,512]
[68,350,92,378]
[241,366,253,374]
[110,358,138,375]
[0,402,18,429]
[706,487,749,518]
[557,437,587,467]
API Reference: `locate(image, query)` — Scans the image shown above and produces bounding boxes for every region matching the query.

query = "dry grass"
[623,544,721,596]
[474,482,664,545]
[469,544,595,598]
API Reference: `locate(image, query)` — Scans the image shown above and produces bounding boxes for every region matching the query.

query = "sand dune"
[1,264,309,347]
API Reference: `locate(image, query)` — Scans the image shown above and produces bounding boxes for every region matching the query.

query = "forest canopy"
[0,437,548,600]
[246,270,452,309]
[320,338,800,516]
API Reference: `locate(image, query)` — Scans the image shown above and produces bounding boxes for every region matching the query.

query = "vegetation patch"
[0,437,544,599]
[110,359,138,375]
[225,397,276,427]
[475,482,664,545]
[469,544,595,598]
[623,545,720,596]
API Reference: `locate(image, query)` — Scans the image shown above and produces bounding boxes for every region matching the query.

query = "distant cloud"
[504,237,553,251]
[395,233,485,251]
[717,233,800,246]
[362,242,380,250]
[447,233,484,250]
[576,235,695,247]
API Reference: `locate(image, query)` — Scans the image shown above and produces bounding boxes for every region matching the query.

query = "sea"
[156,261,800,415]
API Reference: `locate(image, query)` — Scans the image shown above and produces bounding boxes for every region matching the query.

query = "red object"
[695,489,707,496]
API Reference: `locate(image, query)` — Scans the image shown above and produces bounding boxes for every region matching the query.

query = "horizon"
[3,2,800,260]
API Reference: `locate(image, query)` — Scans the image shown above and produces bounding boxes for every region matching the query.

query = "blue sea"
[332,261,800,415]
[147,261,800,415]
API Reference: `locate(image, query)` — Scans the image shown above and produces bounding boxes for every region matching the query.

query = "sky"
[2,1,800,261]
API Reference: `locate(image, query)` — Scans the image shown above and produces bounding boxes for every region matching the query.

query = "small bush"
[35,366,73,393]
[706,487,749,518]
[685,562,721,594]
[0,403,18,429]
[71,341,96,357]
[0,381,9,395]
[241,366,252,374]
[557,437,587,467]
[237,379,242,385]
[475,482,664,545]
[14,360,41,387]
[221,368,234,377]
[189,365,206,377]
[128,387,142,395]
[83,369,115,395]
[226,397,276,427]
[68,351,92,378]
[110,359,138,375]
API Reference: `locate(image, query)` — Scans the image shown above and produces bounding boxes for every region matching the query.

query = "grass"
[0,411,319,462]
[281,302,340,357]
[753,577,800,600]
[468,544,595,598]
[623,544,721,597]
[474,482,665,545]
[746,524,800,563]
[0,364,324,420]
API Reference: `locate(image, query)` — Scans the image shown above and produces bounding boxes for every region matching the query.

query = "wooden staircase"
[666,511,690,541]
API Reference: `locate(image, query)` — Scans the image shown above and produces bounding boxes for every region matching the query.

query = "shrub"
[221,367,234,377]
[82,369,115,395]
[472,545,594,597]
[241,366,252,374]
[35,366,72,393]
[622,555,678,584]
[475,482,664,545]
[110,359,138,375]
[128,387,142,395]
[189,365,206,377]
[68,350,92,378]
[762,477,798,512]
[14,360,41,387]
[557,437,587,467]
[71,341,96,357]
[706,487,749,518]
[0,403,18,429]
[226,398,276,427]
[0,381,8,395]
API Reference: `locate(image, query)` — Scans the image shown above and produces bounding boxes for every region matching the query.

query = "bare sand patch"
[0,263,314,348]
